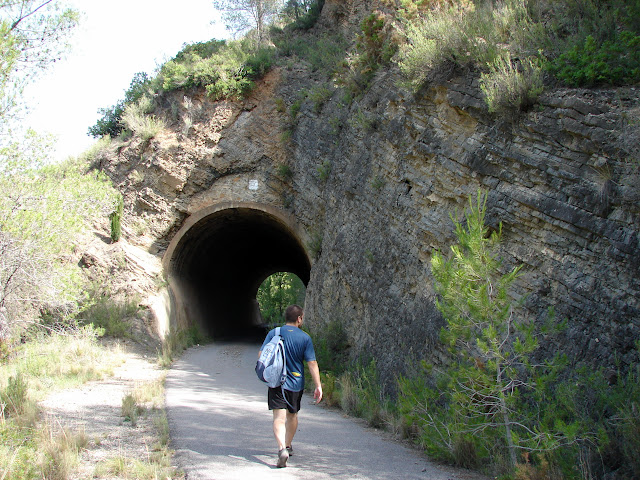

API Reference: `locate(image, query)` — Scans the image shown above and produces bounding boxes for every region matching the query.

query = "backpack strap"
[276,326,294,411]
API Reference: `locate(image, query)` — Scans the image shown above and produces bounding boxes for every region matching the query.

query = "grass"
[94,448,179,480]
[111,375,179,479]
[0,326,126,479]
[121,98,166,142]
[157,325,207,368]
[0,326,124,402]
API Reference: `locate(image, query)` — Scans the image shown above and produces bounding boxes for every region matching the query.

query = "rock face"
[99,3,640,388]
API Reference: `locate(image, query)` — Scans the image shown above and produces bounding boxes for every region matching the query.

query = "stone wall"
[100,4,640,390]
[293,67,639,385]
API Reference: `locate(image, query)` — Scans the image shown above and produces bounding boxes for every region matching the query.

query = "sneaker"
[286,445,293,457]
[277,448,289,468]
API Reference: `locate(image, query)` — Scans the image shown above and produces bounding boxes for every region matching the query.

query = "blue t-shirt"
[261,324,316,392]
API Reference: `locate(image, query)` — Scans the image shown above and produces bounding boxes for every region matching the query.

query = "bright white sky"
[23,0,229,161]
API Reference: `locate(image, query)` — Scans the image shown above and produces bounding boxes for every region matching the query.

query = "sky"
[23,0,229,161]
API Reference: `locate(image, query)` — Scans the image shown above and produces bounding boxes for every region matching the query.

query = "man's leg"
[272,409,287,450]
[285,411,298,449]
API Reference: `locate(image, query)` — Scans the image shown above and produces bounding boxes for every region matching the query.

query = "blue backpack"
[256,327,287,388]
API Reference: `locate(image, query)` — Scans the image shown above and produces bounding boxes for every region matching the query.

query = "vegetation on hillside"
[88,0,640,140]
[397,0,640,112]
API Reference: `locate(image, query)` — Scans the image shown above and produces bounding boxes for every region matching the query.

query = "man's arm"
[307,360,323,403]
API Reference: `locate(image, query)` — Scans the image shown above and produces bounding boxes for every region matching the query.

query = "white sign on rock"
[248,179,259,191]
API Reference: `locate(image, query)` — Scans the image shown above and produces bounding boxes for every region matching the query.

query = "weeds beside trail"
[0,327,182,479]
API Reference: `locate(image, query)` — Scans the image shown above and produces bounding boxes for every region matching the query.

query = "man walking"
[259,304,323,468]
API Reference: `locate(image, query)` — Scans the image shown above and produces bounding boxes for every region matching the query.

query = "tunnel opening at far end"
[164,204,311,341]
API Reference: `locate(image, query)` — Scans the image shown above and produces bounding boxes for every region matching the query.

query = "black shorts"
[268,387,303,413]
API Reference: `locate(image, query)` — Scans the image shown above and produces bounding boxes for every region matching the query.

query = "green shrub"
[550,32,640,87]
[533,363,640,479]
[316,159,331,181]
[88,72,152,138]
[0,374,28,417]
[480,52,544,114]
[336,12,397,96]
[273,32,347,73]
[276,163,293,179]
[121,98,165,141]
[311,319,350,375]
[338,360,389,428]
[83,293,139,338]
[397,0,545,94]
[110,193,123,243]
[159,39,275,100]
[309,84,333,113]
[121,393,142,426]
[256,272,305,327]
[306,231,322,260]
[289,98,303,119]
[158,325,208,367]
[282,0,325,31]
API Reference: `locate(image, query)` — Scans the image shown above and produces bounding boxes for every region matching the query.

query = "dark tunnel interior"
[166,207,311,341]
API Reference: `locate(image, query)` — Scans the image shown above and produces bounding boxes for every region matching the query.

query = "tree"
[0,0,78,133]
[0,133,118,340]
[429,190,547,470]
[256,272,305,326]
[282,0,315,19]
[212,0,283,46]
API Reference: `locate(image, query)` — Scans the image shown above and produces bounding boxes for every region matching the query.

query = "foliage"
[337,360,393,429]
[273,31,347,73]
[316,159,331,181]
[0,325,122,400]
[276,162,293,179]
[309,84,333,112]
[110,193,123,242]
[121,392,143,426]
[530,362,640,479]
[396,0,640,101]
[88,72,153,138]
[549,32,640,87]
[336,11,397,97]
[0,137,119,339]
[0,0,79,133]
[397,0,545,93]
[306,231,322,260]
[213,0,283,46]
[0,328,122,480]
[121,96,165,142]
[281,0,324,31]
[158,38,275,100]
[480,52,544,114]
[81,288,139,338]
[94,450,178,480]
[429,190,539,469]
[0,372,28,416]
[158,325,208,368]
[256,272,305,327]
[311,319,349,375]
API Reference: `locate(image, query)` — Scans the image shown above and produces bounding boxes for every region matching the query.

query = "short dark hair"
[284,304,303,324]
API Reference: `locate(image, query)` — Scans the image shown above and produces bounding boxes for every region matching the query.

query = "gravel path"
[166,342,488,480]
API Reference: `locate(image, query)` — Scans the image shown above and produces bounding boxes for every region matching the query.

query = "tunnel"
[163,202,311,341]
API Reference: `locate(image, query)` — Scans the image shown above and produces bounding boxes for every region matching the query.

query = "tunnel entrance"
[163,202,311,340]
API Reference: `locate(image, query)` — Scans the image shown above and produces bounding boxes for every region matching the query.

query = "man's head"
[284,304,304,326]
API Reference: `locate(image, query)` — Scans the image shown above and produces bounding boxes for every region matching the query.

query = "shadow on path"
[166,343,487,480]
